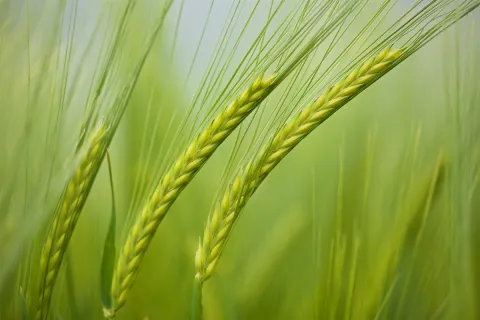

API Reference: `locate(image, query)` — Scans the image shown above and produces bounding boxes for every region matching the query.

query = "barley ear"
[195,47,403,283]
[36,123,108,320]
[106,74,276,317]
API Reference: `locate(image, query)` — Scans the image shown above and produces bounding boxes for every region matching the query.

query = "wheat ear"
[36,123,108,320]
[106,74,276,317]
[195,47,403,283]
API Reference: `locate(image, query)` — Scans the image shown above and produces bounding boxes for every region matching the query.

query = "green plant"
[0,1,479,320]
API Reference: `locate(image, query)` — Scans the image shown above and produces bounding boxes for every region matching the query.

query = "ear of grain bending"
[36,123,108,320]
[195,48,403,283]
[106,74,277,317]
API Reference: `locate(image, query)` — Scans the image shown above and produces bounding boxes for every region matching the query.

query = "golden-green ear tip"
[265,74,277,86]
[253,75,263,87]
[377,47,391,60]
[389,48,404,59]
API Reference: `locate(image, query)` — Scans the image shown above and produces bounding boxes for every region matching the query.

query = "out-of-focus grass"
[1,1,479,319]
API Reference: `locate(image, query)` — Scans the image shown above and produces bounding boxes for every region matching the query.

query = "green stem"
[191,276,204,320]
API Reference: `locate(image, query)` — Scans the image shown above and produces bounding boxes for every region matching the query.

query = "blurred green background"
[0,0,479,319]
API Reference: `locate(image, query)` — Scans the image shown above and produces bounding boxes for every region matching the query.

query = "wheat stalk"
[36,123,108,320]
[195,47,403,283]
[106,74,277,317]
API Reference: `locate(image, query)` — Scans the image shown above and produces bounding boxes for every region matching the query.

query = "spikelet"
[36,123,108,320]
[195,48,403,282]
[106,74,276,317]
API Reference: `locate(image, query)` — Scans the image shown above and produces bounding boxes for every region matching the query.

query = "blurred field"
[0,1,479,319]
